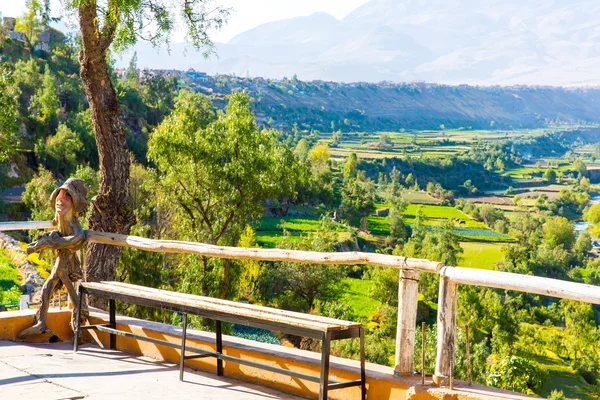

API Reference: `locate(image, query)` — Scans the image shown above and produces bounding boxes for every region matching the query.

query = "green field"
[458,242,506,270]
[326,128,557,160]
[256,216,353,248]
[341,277,381,320]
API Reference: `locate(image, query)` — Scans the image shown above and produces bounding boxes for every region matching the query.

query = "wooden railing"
[2,220,600,384]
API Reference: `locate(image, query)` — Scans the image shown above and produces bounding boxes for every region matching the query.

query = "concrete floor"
[0,341,305,400]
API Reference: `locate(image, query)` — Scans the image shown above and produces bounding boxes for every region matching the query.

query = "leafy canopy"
[64,0,230,55]
[148,91,298,245]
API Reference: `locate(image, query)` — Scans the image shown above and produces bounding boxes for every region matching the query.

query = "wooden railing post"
[433,269,458,385]
[394,269,419,375]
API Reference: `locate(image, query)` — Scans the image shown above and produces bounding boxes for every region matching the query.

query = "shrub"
[486,356,548,394]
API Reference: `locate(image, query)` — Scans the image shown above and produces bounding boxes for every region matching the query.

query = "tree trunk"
[78,1,135,298]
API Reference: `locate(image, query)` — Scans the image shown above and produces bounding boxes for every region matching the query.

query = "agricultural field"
[368,204,513,243]
[325,128,558,161]
[255,216,353,248]
[457,242,506,270]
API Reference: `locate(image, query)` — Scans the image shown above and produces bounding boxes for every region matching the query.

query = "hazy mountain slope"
[121,0,600,86]
[198,76,600,132]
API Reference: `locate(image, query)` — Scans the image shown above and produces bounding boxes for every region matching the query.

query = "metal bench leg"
[319,332,332,400]
[73,285,84,352]
[180,313,188,381]
[216,320,224,376]
[360,327,366,400]
[109,299,116,350]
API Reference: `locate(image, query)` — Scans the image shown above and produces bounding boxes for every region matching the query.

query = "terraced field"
[368,204,513,242]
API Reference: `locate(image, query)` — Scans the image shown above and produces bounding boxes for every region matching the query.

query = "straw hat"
[50,178,89,216]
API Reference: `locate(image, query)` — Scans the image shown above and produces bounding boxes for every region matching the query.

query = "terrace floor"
[0,340,304,400]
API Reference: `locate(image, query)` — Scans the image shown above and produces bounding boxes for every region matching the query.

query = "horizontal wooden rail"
[440,266,600,305]
[86,231,443,273]
[0,221,54,231]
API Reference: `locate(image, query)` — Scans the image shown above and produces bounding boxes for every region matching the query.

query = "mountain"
[119,0,600,86]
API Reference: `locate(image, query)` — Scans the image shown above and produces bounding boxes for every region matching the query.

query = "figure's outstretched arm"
[26,230,87,254]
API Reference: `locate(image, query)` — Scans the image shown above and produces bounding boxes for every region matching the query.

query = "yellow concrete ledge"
[0,309,536,400]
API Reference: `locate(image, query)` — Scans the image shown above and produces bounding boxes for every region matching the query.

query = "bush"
[486,356,548,394]
[547,390,566,400]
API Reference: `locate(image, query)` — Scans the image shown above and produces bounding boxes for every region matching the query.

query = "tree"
[16,0,45,45]
[22,166,56,221]
[343,152,358,182]
[584,203,600,224]
[338,181,375,227]
[294,138,310,163]
[36,124,83,177]
[29,64,61,130]
[542,216,576,250]
[388,205,408,243]
[405,173,415,187]
[421,220,463,266]
[44,0,231,285]
[0,66,20,180]
[141,70,178,123]
[572,159,587,178]
[148,91,298,297]
[309,143,331,176]
[543,169,557,184]
[259,217,347,312]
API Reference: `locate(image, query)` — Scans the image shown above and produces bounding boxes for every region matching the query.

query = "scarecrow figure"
[18,178,88,339]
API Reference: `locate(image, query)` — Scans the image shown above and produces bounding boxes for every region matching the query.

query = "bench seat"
[74,281,366,400]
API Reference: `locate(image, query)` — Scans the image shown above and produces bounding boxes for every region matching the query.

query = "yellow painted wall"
[0,310,533,400]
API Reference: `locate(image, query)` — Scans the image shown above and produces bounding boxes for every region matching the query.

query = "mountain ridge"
[119,0,600,86]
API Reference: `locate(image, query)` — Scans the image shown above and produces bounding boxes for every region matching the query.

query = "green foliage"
[73,165,99,199]
[544,168,557,183]
[338,181,375,227]
[420,220,463,266]
[486,356,548,394]
[543,216,576,251]
[0,65,20,165]
[237,225,263,301]
[547,390,566,400]
[584,203,600,224]
[66,110,98,169]
[29,64,60,128]
[258,217,347,312]
[343,152,358,182]
[293,138,310,163]
[149,91,297,245]
[0,250,21,305]
[35,123,83,177]
[22,166,56,220]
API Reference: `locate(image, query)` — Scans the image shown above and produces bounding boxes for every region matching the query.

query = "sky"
[0,0,369,43]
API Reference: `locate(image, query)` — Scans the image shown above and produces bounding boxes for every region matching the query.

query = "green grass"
[536,353,598,400]
[258,216,322,232]
[458,242,506,270]
[515,323,600,399]
[0,250,19,291]
[255,216,352,248]
[0,250,21,304]
[341,277,380,320]
[404,204,473,220]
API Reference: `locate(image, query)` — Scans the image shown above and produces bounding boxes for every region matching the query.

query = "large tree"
[47,0,230,285]
[148,91,298,297]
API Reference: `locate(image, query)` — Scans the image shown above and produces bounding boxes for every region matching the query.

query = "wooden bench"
[74,281,366,400]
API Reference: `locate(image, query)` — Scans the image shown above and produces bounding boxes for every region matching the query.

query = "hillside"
[190,74,600,131]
